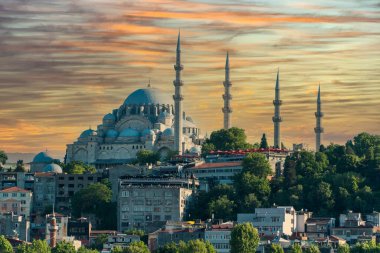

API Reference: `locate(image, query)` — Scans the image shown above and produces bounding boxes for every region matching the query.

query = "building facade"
[0,187,33,219]
[33,173,56,214]
[55,173,103,212]
[237,206,296,236]
[117,176,199,232]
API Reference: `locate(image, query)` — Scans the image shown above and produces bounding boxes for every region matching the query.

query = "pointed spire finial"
[148,78,151,88]
[176,30,181,51]
[225,51,229,69]
[318,83,321,101]
[276,68,280,89]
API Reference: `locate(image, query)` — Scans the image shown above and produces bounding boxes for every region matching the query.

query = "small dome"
[33,152,54,163]
[142,128,155,136]
[119,128,140,138]
[106,129,118,138]
[190,146,201,154]
[159,111,172,119]
[103,113,116,122]
[162,128,174,136]
[80,129,96,138]
[42,163,63,173]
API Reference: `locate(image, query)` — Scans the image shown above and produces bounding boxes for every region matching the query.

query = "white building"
[205,222,233,253]
[237,206,296,236]
[0,186,33,219]
[366,211,380,226]
[101,234,140,253]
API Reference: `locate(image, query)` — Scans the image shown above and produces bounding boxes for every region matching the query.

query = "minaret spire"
[272,68,282,148]
[222,52,232,129]
[173,31,184,154]
[314,84,324,151]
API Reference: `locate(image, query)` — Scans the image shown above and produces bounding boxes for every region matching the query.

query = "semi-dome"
[119,128,140,138]
[42,163,63,173]
[103,113,116,121]
[124,88,173,106]
[33,152,54,163]
[162,128,174,136]
[105,129,118,138]
[142,128,155,136]
[80,129,96,138]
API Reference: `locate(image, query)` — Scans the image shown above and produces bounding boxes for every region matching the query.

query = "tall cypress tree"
[260,133,269,149]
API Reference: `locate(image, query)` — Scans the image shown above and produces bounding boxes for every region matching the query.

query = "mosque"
[64,33,203,169]
[33,32,323,171]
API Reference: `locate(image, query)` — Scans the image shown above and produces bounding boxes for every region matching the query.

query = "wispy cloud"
[0,0,379,157]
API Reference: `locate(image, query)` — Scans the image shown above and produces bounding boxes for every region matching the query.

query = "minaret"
[173,32,184,154]
[272,69,282,148]
[314,84,324,151]
[49,209,58,248]
[222,52,232,129]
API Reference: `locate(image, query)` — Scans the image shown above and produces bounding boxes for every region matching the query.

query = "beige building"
[0,186,33,219]
[118,176,199,232]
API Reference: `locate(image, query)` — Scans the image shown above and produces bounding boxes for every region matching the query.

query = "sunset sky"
[0,0,379,158]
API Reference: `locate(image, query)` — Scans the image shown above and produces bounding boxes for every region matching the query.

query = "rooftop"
[0,186,31,193]
[191,161,242,169]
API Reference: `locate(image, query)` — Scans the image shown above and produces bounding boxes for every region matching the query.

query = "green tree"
[124,241,150,253]
[52,241,76,253]
[242,153,272,178]
[15,159,26,172]
[136,150,159,165]
[208,195,235,220]
[156,242,179,253]
[28,240,51,253]
[184,240,213,253]
[268,243,284,253]
[289,244,303,253]
[0,150,7,168]
[304,245,320,253]
[337,244,350,253]
[201,143,216,157]
[0,235,13,253]
[230,223,259,253]
[352,132,378,158]
[77,247,99,253]
[260,133,269,149]
[111,246,123,253]
[63,161,96,174]
[92,234,108,250]
[71,183,112,218]
[203,127,252,151]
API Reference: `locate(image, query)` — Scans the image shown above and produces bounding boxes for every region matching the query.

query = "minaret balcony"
[174,64,183,71]
[273,100,282,106]
[314,127,324,133]
[315,112,324,117]
[272,116,282,122]
[222,107,232,113]
[173,80,184,86]
[222,94,232,100]
[223,81,232,87]
[173,94,184,101]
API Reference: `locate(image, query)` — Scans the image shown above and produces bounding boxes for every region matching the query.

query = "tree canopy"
[0,235,13,253]
[63,161,96,174]
[0,150,8,168]
[136,150,159,165]
[201,127,252,155]
[260,133,269,149]
[230,223,259,253]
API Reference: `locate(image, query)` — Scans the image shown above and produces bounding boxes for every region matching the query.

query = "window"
[20,193,26,197]
[3,193,8,197]
[12,193,17,197]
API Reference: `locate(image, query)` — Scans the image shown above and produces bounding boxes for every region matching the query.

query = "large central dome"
[124,88,173,105]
